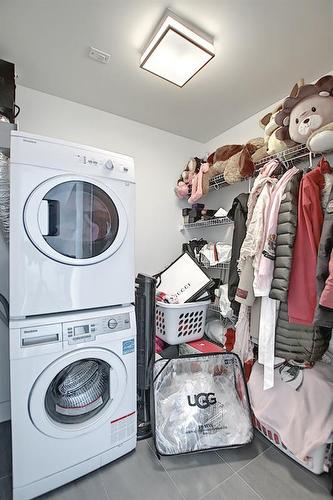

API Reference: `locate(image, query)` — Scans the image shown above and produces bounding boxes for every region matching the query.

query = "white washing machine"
[10,131,135,318]
[10,305,136,500]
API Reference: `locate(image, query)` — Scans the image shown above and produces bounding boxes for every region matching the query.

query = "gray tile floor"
[0,421,331,500]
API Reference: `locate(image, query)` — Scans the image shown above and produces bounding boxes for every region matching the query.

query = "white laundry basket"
[156,301,210,345]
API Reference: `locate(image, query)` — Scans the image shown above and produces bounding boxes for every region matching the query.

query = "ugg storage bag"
[152,353,253,456]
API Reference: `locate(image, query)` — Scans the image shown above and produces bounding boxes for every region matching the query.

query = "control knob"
[108,318,118,329]
[105,159,114,170]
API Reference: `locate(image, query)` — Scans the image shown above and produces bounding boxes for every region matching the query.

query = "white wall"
[16,86,202,276]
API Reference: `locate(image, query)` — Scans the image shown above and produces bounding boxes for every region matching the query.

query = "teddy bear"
[258,81,304,155]
[275,75,333,153]
[222,138,267,184]
[188,138,268,203]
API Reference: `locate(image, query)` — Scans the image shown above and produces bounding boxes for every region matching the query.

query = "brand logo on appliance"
[187,392,217,409]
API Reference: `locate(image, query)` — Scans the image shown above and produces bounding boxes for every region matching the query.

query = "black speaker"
[0,60,16,123]
[135,273,156,440]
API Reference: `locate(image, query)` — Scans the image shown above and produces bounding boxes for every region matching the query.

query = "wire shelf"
[181,216,233,230]
[209,304,222,314]
[208,143,326,191]
[200,261,230,270]
[208,304,237,326]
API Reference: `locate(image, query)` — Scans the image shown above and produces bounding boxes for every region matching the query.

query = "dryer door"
[24,175,128,265]
[29,347,127,438]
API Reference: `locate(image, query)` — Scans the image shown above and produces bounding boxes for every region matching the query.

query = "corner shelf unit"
[208,143,320,191]
[180,216,233,231]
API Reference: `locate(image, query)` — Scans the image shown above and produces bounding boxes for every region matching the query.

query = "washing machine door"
[24,175,128,265]
[29,347,127,438]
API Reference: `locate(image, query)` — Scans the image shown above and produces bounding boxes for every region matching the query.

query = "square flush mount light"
[140,11,215,87]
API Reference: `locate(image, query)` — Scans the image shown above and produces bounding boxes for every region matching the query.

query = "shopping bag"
[155,252,215,304]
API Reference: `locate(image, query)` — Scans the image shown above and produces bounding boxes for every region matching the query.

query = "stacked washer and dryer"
[9,131,137,500]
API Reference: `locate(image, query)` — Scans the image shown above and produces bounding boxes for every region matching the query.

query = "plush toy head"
[259,81,305,155]
[276,75,333,146]
[289,93,333,143]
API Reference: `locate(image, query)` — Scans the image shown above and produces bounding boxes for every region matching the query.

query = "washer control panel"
[63,313,131,345]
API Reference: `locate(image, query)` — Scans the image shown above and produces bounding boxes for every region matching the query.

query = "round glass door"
[24,175,128,266]
[45,358,110,425]
[41,181,119,259]
[29,347,127,438]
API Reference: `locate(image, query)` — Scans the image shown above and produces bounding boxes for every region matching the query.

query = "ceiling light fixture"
[140,10,215,87]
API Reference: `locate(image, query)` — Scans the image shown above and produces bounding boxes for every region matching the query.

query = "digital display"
[74,325,90,336]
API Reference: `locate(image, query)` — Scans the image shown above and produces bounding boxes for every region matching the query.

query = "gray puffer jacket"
[275,303,330,362]
[270,170,302,301]
[270,170,329,362]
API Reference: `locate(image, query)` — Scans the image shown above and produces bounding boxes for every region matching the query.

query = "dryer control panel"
[63,313,131,345]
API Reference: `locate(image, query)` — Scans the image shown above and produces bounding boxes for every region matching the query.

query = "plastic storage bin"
[156,301,210,345]
[253,415,333,474]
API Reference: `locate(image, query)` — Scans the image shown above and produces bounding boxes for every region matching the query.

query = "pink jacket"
[288,158,332,325]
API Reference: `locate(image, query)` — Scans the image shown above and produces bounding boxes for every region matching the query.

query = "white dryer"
[10,305,136,500]
[10,131,135,318]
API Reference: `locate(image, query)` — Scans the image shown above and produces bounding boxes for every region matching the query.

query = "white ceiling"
[1,0,332,142]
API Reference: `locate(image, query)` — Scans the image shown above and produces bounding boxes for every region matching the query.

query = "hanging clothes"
[269,171,303,302]
[288,158,333,325]
[315,183,333,329]
[227,193,249,316]
[274,302,329,362]
[253,167,300,390]
[233,303,253,365]
[254,167,299,296]
[268,169,329,362]
[233,160,279,366]
[236,160,279,305]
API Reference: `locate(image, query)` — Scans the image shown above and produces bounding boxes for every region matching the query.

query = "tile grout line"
[264,443,331,493]
[98,470,112,500]
[218,446,272,475]
[309,473,332,493]
[234,472,265,500]
[197,472,237,500]
[147,441,237,500]
[145,440,187,500]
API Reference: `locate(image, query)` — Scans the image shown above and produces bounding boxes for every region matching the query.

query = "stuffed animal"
[259,81,303,155]
[222,141,255,184]
[175,179,189,198]
[275,75,333,153]
[188,138,267,203]
[221,138,267,184]
[175,157,203,198]
[188,162,211,203]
